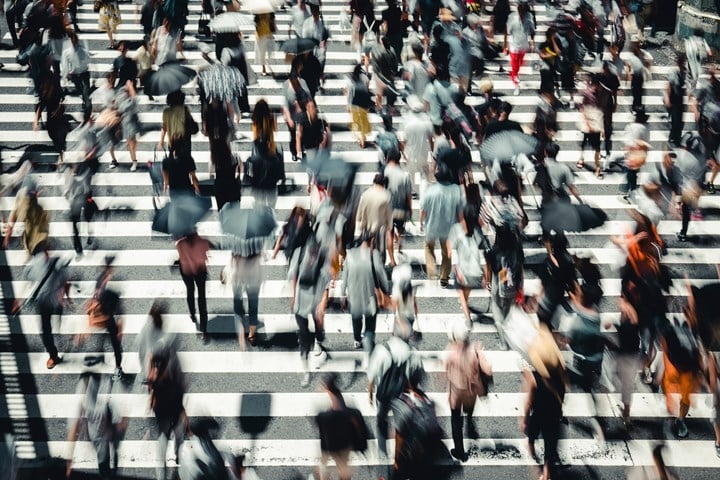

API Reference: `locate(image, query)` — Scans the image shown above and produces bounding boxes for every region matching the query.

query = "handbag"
[198,12,211,37]
[362,19,377,51]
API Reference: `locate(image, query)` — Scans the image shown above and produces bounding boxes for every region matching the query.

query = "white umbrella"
[241,0,279,14]
[209,12,255,33]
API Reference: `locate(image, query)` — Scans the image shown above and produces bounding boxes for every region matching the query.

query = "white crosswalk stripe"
[1,2,718,479]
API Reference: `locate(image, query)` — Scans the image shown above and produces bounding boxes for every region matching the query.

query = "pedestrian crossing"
[1,1,720,479]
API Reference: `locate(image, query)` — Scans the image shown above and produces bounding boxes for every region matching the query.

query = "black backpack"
[664,320,700,373]
[248,141,283,190]
[297,229,326,287]
[391,392,443,460]
[375,344,408,403]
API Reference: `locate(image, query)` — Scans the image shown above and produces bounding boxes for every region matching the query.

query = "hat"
[466,13,482,27]
[438,7,456,22]
[448,318,470,342]
[406,94,425,112]
[478,78,494,94]
[527,324,564,379]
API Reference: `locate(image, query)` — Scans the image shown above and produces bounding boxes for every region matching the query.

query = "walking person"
[61,33,91,122]
[136,300,169,383]
[346,63,373,149]
[449,204,486,327]
[367,334,424,458]
[313,373,364,480]
[523,324,568,480]
[483,225,524,347]
[596,61,620,160]
[504,0,535,96]
[3,181,50,257]
[250,99,283,207]
[341,232,390,357]
[255,11,276,76]
[356,173,394,266]
[665,54,687,147]
[445,320,492,462]
[13,250,71,369]
[282,70,311,162]
[221,237,265,350]
[607,293,642,426]
[66,374,127,480]
[684,28,711,91]
[175,232,211,342]
[420,163,465,287]
[577,75,604,178]
[302,1,329,86]
[626,42,652,114]
[535,231,578,328]
[147,343,187,480]
[65,157,98,255]
[85,256,125,380]
[108,80,141,171]
[98,0,121,49]
[159,90,198,159]
[402,95,434,195]
[289,224,332,387]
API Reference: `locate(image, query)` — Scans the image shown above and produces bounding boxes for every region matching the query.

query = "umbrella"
[692,283,720,349]
[281,38,319,55]
[541,201,606,234]
[198,63,245,103]
[152,193,212,237]
[241,0,279,14]
[307,150,357,190]
[550,14,576,32]
[146,62,197,96]
[209,12,255,33]
[219,202,277,239]
[479,130,539,163]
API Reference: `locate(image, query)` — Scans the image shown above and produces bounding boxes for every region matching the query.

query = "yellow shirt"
[256,13,273,38]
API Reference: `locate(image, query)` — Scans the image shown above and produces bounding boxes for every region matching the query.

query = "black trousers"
[669,103,684,145]
[104,316,123,369]
[680,201,691,236]
[603,107,613,155]
[5,4,19,47]
[450,406,474,454]
[294,314,326,360]
[69,72,92,121]
[631,74,644,112]
[180,270,208,332]
[40,304,60,359]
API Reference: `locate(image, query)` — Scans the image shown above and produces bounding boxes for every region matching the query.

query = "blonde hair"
[252,99,276,155]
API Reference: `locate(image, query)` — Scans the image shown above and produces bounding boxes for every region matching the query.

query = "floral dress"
[98,0,121,33]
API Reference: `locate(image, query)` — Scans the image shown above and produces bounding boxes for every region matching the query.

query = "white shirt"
[402,112,434,165]
[506,11,534,53]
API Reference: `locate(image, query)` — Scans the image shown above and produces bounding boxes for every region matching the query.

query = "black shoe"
[440,280,450,288]
[715,443,720,458]
[466,424,480,440]
[450,448,468,462]
[676,232,687,242]
[190,314,197,324]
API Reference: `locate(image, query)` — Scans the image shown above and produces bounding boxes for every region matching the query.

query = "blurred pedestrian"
[176,232,212,342]
[282,70,311,162]
[449,204,486,326]
[684,29,712,91]
[523,324,567,480]
[254,11,276,76]
[357,173,394,266]
[665,54,686,147]
[159,90,198,159]
[108,80,141,171]
[346,63,372,149]
[625,42,652,114]
[445,320,492,461]
[221,237,265,350]
[66,374,126,480]
[504,0,535,96]
[13,251,70,369]
[137,300,169,383]
[420,163,465,287]
[3,181,50,257]
[147,341,187,480]
[367,334,424,458]
[250,99,283,207]
[577,75,604,178]
[98,0,121,49]
[61,33,91,122]
[341,232,390,356]
[484,225,524,347]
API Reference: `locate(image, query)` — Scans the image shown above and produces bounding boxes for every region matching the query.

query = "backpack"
[391,392,443,460]
[701,98,720,135]
[178,436,229,480]
[375,343,408,403]
[494,250,521,299]
[247,142,283,190]
[664,320,700,373]
[454,231,485,289]
[296,228,326,287]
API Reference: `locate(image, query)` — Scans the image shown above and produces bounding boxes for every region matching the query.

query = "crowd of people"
[2,0,720,479]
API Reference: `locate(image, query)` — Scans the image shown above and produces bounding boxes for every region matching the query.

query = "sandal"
[595,169,604,179]
[576,160,585,170]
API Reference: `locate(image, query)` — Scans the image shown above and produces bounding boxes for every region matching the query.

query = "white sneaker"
[313,342,324,356]
[301,372,310,388]
[513,87,520,96]
[130,161,137,172]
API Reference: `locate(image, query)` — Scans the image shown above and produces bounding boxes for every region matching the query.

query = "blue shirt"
[420,182,464,241]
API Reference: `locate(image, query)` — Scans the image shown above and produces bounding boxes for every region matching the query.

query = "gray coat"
[341,245,390,317]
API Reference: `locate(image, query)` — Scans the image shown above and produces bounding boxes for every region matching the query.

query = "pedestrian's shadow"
[238,392,272,455]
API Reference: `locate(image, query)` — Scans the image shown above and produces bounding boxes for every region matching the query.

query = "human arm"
[419,209,425,232]
[190,170,200,195]
[295,122,303,157]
